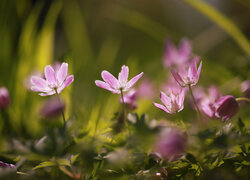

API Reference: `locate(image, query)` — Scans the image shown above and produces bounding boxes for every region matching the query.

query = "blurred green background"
[0,0,250,141]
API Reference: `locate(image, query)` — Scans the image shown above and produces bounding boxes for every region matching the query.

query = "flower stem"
[55,91,66,129]
[120,89,129,132]
[236,97,250,103]
[120,89,126,120]
[188,85,202,124]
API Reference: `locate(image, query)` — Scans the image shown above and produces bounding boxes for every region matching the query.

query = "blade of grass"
[108,5,176,42]
[182,0,250,56]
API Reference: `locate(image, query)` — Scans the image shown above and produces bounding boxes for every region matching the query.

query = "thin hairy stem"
[120,89,130,133]
[188,85,202,124]
[55,91,66,129]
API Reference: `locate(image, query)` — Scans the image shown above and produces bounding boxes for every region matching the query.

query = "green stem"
[120,89,129,133]
[55,91,66,129]
[236,97,250,103]
[188,85,202,124]
[120,89,126,119]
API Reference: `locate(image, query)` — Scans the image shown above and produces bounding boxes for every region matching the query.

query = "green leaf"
[57,159,71,167]
[70,154,80,164]
[33,161,56,170]
[182,0,250,56]
[186,153,197,164]
[238,118,247,135]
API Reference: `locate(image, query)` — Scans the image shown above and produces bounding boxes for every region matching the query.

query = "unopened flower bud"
[120,89,137,110]
[214,95,239,122]
[154,128,186,161]
[40,97,65,118]
[0,161,15,169]
[0,87,10,109]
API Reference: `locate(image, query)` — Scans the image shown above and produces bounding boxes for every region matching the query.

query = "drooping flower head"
[154,128,186,161]
[95,65,144,94]
[0,87,10,109]
[214,95,239,122]
[30,62,74,96]
[171,57,202,88]
[163,38,192,68]
[153,89,185,114]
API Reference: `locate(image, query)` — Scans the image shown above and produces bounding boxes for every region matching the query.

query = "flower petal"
[163,40,177,67]
[101,70,119,89]
[201,103,214,118]
[188,60,198,82]
[179,38,191,58]
[45,65,57,85]
[95,80,120,94]
[127,72,144,89]
[118,65,129,84]
[39,90,56,96]
[177,90,185,108]
[153,102,170,113]
[171,70,185,87]
[197,61,202,80]
[57,75,74,93]
[56,63,68,85]
[30,76,50,92]
[160,91,171,108]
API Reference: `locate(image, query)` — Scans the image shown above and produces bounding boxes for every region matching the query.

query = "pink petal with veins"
[30,76,50,92]
[101,71,119,89]
[45,65,57,85]
[127,72,144,89]
[153,102,170,113]
[57,75,74,93]
[118,65,129,84]
[56,63,68,85]
[39,90,56,96]
[171,70,185,87]
[95,80,120,94]
[160,92,171,109]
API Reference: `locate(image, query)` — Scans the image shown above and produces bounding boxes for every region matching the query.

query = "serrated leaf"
[57,159,71,167]
[33,161,56,170]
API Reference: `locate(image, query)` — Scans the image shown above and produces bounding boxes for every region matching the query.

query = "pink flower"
[200,86,221,118]
[163,38,192,68]
[162,75,185,95]
[137,78,156,99]
[119,89,137,110]
[153,90,185,114]
[95,65,144,94]
[30,62,74,96]
[171,57,202,88]
[0,87,10,109]
[241,80,250,98]
[154,128,186,161]
[214,95,239,122]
